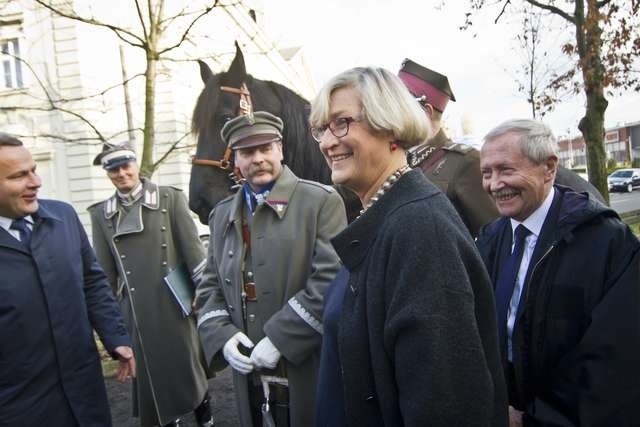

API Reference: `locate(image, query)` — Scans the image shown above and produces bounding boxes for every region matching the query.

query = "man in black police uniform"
[399,59,498,237]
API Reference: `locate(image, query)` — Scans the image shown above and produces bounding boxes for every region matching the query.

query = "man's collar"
[116,181,144,205]
[0,214,34,232]
[104,179,159,218]
[510,187,555,238]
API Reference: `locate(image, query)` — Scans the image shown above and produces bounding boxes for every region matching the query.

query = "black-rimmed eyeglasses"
[311,116,363,142]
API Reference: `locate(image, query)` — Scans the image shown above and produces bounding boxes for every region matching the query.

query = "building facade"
[0,0,314,229]
[557,121,640,170]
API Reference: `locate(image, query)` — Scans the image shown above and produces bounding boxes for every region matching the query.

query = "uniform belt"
[244,282,257,301]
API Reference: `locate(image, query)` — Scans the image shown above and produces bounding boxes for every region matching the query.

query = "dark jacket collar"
[479,184,618,265]
[0,200,62,253]
[332,169,440,269]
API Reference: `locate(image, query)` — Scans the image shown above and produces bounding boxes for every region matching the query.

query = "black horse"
[190,44,361,224]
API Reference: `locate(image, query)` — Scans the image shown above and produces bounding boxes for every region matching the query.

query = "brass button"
[248,314,256,322]
[228,250,233,257]
[120,254,126,259]
[161,243,167,248]
[161,226,166,231]
[161,208,167,213]
[162,261,167,266]
[247,271,254,279]
[130,287,135,292]
[126,271,131,275]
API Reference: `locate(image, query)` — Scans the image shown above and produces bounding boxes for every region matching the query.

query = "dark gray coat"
[332,170,507,427]
[195,166,346,427]
[89,179,208,426]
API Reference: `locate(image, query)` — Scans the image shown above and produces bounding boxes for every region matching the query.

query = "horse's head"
[190,43,362,224]
[190,43,251,223]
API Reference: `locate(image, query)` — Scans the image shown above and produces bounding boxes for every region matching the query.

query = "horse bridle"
[191,82,253,189]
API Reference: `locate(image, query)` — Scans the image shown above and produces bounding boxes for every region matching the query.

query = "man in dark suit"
[0,133,135,426]
[476,120,640,426]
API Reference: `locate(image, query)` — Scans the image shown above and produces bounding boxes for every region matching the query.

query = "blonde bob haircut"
[310,67,431,150]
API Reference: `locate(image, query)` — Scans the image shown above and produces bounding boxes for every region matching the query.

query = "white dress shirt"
[507,187,555,360]
[0,215,34,241]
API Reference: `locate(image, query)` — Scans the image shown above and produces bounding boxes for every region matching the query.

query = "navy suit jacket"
[0,199,130,426]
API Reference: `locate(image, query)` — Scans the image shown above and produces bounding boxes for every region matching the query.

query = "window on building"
[1,38,23,89]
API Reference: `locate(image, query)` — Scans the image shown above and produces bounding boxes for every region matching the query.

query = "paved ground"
[106,367,239,426]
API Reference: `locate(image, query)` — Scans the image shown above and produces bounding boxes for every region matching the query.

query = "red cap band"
[399,70,451,112]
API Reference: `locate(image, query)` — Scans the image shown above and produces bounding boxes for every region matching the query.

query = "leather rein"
[191,82,253,175]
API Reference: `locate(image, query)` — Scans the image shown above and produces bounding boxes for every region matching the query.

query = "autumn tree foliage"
[463,0,640,202]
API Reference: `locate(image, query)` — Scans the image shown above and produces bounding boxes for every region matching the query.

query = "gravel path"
[106,367,239,426]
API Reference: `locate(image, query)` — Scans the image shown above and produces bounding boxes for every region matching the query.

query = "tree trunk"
[575,0,610,204]
[140,52,157,178]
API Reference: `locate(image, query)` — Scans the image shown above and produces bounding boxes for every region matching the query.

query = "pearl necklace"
[359,165,411,217]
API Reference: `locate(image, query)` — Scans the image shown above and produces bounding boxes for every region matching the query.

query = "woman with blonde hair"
[311,67,507,427]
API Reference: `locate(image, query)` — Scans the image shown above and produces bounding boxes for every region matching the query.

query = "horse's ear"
[198,60,213,84]
[228,41,246,78]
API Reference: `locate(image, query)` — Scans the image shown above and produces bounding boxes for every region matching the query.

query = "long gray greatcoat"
[195,166,346,427]
[89,179,208,426]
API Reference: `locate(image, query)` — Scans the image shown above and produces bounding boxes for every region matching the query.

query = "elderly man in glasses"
[194,111,346,427]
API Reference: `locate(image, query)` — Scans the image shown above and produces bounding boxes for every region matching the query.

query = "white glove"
[250,336,281,370]
[223,332,255,374]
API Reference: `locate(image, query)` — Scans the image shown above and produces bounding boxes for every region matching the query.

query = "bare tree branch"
[133,0,149,42]
[524,0,575,23]
[596,0,612,8]
[152,131,192,169]
[157,1,218,55]
[33,0,146,48]
[494,0,512,23]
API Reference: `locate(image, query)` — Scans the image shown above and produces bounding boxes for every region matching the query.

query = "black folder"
[164,263,194,317]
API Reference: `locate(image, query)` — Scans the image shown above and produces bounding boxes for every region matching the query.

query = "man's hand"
[113,346,136,383]
[250,336,281,370]
[509,405,523,427]
[223,332,255,374]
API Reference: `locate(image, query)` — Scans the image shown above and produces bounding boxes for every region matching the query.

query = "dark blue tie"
[10,218,32,246]
[495,224,531,351]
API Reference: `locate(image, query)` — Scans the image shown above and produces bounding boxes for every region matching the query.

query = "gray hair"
[309,67,430,150]
[483,119,558,163]
[0,132,23,147]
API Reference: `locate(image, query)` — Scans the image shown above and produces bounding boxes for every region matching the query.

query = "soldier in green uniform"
[399,59,499,237]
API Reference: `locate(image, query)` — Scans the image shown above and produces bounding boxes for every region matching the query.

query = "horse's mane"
[260,78,332,184]
[191,73,221,142]
[191,70,331,185]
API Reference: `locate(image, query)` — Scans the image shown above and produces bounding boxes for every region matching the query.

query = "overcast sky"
[263,0,640,141]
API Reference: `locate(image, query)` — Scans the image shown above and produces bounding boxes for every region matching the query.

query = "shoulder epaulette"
[443,142,475,154]
[298,179,336,193]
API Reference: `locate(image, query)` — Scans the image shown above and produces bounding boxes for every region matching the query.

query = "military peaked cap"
[398,58,456,112]
[92,142,137,170]
[221,111,284,150]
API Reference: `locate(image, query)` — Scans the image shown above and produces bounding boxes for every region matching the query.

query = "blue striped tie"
[495,224,530,351]
[10,218,32,246]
